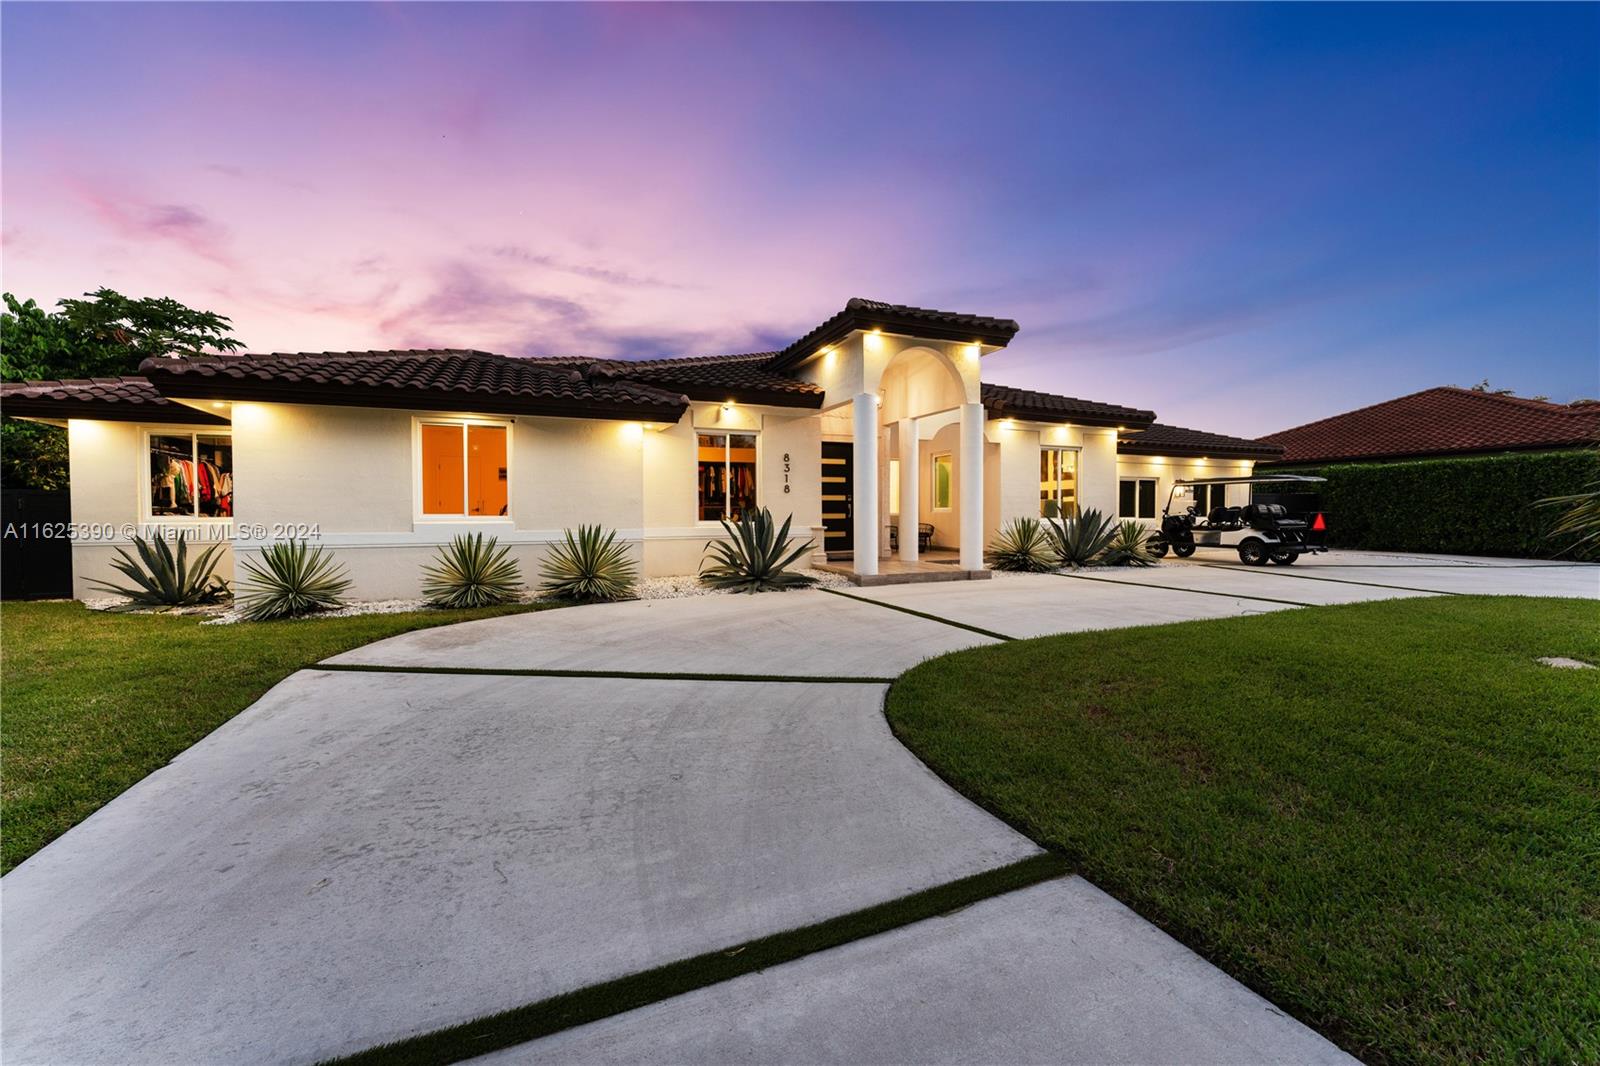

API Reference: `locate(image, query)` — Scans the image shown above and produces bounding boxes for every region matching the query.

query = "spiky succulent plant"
[538,525,636,603]
[238,540,352,620]
[422,533,525,608]
[1102,520,1156,567]
[1043,506,1119,568]
[90,533,230,609]
[987,516,1056,572]
[699,508,817,593]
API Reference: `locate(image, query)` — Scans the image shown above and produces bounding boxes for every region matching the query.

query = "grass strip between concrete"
[311,662,896,685]
[319,851,1070,1066]
[1196,563,1462,596]
[818,587,1017,641]
[1051,570,1317,608]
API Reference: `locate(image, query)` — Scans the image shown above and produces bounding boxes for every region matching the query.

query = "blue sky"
[3,2,1595,434]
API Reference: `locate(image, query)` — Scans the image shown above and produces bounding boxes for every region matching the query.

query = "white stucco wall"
[67,418,236,600]
[1115,455,1257,526]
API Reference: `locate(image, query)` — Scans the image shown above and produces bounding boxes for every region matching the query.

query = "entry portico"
[771,298,1017,579]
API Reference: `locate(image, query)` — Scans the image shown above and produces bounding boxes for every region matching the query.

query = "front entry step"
[814,561,994,587]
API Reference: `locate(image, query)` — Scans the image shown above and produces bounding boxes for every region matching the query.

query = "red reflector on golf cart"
[1312,512,1327,531]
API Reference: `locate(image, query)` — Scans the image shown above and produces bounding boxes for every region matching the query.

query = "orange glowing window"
[421,422,508,516]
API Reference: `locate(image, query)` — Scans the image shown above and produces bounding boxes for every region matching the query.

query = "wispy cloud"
[483,245,687,291]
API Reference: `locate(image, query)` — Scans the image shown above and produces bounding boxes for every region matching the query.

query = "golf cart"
[1147,475,1328,566]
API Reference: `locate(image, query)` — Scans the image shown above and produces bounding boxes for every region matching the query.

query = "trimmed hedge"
[1274,450,1599,560]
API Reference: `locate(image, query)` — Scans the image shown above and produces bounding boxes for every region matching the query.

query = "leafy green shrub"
[238,540,351,621]
[700,508,817,593]
[538,525,637,603]
[1102,520,1155,567]
[90,533,229,609]
[1044,507,1118,567]
[988,517,1056,572]
[424,533,524,608]
[1275,450,1600,560]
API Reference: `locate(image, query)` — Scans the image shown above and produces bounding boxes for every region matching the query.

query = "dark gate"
[2,488,74,599]
[820,440,853,557]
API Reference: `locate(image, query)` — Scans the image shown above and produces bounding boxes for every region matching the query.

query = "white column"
[897,416,920,563]
[852,393,879,576]
[959,402,985,571]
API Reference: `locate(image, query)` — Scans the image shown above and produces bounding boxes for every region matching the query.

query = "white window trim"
[412,416,515,524]
[694,428,760,525]
[1119,476,1158,520]
[141,426,235,524]
[931,452,954,512]
[1039,445,1080,517]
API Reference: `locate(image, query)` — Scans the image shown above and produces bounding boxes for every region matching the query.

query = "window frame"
[1039,445,1080,519]
[141,427,235,523]
[694,428,760,524]
[412,416,514,523]
[931,452,954,512]
[1119,477,1158,520]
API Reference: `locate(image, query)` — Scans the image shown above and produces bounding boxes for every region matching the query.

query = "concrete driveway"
[5,550,1591,1064]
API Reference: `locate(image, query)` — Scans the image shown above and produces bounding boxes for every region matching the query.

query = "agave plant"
[90,533,230,609]
[1043,506,1119,568]
[238,540,352,621]
[538,525,637,603]
[1537,456,1600,558]
[1102,520,1156,567]
[423,533,525,608]
[987,517,1056,572]
[700,508,817,593]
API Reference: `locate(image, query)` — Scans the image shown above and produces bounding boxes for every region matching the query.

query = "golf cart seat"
[1245,502,1306,531]
[1208,506,1244,528]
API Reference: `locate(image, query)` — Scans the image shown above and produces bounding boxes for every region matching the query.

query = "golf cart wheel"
[1147,538,1170,559]
[1172,542,1196,558]
[1270,549,1299,565]
[1237,538,1269,566]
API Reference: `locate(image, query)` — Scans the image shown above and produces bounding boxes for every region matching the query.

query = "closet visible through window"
[698,432,756,521]
[149,432,233,518]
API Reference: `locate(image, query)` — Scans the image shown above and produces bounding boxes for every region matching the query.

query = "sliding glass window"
[149,432,233,518]
[420,421,508,517]
[698,432,757,521]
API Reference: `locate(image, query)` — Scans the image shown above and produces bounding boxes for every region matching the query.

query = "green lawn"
[0,599,555,873]
[886,596,1600,1066]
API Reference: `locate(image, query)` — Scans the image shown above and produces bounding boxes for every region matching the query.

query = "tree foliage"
[1,289,243,489]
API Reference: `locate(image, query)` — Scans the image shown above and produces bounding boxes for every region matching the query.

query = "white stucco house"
[2,298,1284,598]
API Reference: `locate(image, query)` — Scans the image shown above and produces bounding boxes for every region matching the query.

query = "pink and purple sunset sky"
[3,2,1596,436]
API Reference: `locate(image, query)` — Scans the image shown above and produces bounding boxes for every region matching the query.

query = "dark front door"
[821,440,853,557]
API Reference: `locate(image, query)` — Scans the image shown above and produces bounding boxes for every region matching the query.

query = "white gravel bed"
[89,567,859,624]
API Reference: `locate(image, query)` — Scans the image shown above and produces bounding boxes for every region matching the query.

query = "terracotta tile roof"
[543,352,824,407]
[982,382,1156,428]
[1117,422,1285,460]
[138,349,692,421]
[1,376,229,424]
[769,297,1021,371]
[1259,387,1600,464]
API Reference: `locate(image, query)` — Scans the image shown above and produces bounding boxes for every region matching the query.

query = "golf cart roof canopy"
[1171,475,1326,487]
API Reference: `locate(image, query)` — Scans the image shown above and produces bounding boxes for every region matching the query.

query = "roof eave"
[769,309,1020,373]
[0,395,231,425]
[1119,442,1284,461]
[144,375,689,424]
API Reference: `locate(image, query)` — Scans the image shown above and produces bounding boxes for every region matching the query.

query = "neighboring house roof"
[1117,422,1286,461]
[1258,386,1600,465]
[139,349,693,422]
[768,297,1021,372]
[0,376,230,424]
[982,382,1156,429]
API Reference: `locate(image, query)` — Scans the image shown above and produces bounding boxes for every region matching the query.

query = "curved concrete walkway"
[10,551,1585,1064]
